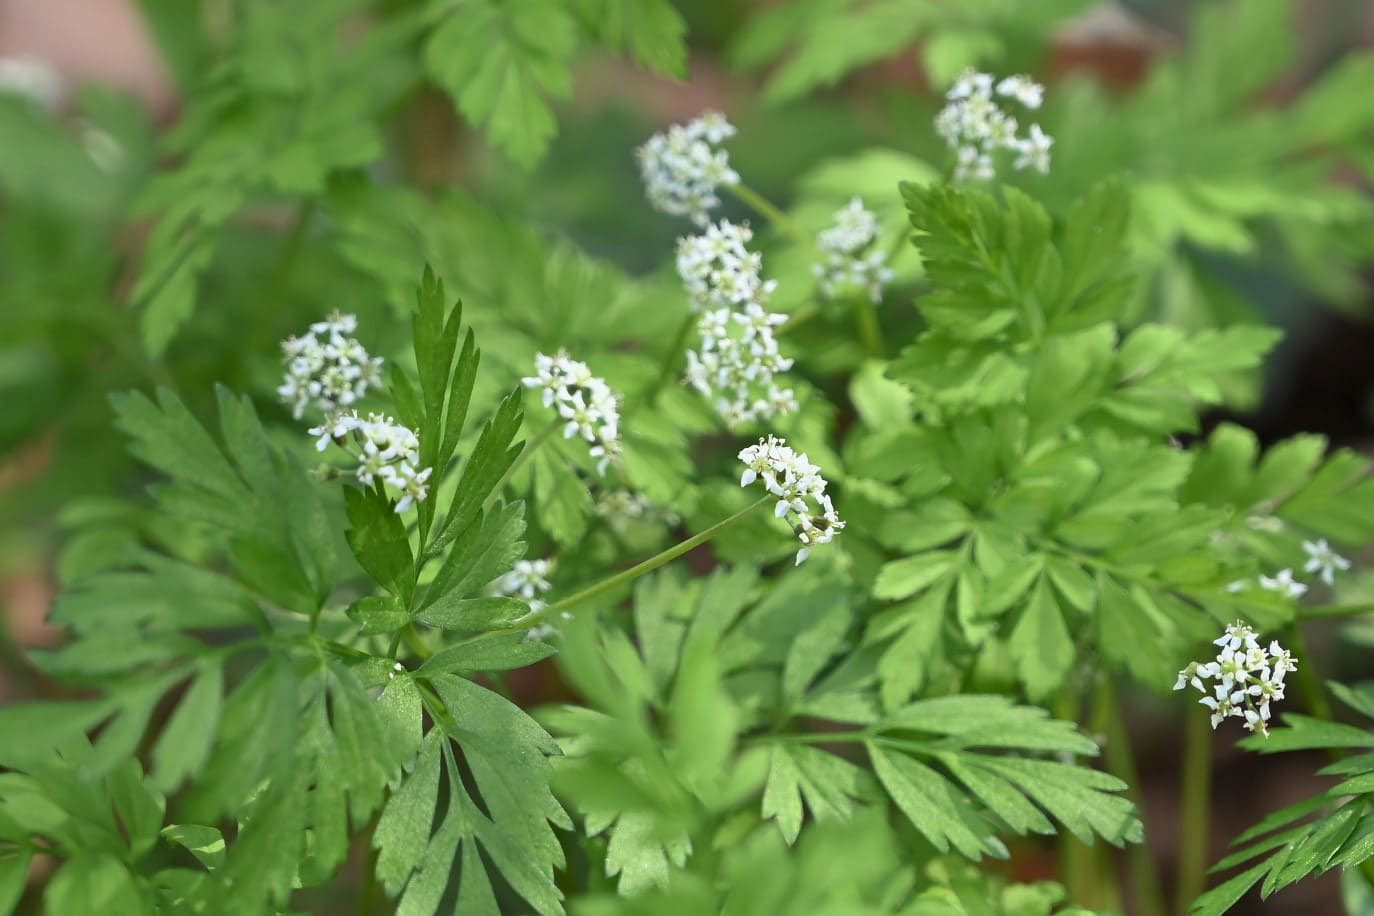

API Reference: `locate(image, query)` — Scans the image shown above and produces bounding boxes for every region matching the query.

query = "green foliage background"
[3,0,1374,914]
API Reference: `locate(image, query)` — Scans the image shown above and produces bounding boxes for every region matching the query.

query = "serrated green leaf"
[874,550,957,601]
[762,744,804,844]
[345,485,415,603]
[572,0,686,77]
[374,731,442,896]
[423,501,525,609]
[151,662,222,794]
[424,0,577,166]
[1008,579,1074,701]
[347,595,409,635]
[419,633,557,676]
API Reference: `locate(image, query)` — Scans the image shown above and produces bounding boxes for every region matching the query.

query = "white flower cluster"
[677,220,797,427]
[812,198,895,304]
[935,70,1053,181]
[676,220,775,313]
[636,111,739,226]
[1175,622,1297,737]
[738,435,844,565]
[687,304,798,427]
[277,312,384,420]
[309,412,432,513]
[522,352,622,475]
[494,558,554,609]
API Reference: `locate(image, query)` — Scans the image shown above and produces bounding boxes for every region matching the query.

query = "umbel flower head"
[738,435,844,565]
[935,70,1053,181]
[309,412,432,514]
[676,220,798,427]
[1174,622,1297,737]
[686,305,798,427]
[277,311,384,420]
[813,198,896,304]
[677,220,776,312]
[636,111,739,225]
[522,352,622,476]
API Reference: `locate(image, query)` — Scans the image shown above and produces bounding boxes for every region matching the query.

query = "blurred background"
[4,0,1374,912]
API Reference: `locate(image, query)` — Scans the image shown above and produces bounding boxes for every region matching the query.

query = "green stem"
[849,295,884,358]
[402,624,431,662]
[539,495,771,617]
[727,182,812,249]
[1176,703,1213,915]
[1055,691,1099,906]
[629,310,696,415]
[1297,603,1374,619]
[1095,678,1167,916]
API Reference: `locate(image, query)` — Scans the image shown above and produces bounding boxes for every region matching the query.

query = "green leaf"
[533,447,592,546]
[429,391,524,559]
[374,731,442,896]
[873,550,957,601]
[414,596,529,635]
[1007,580,1074,701]
[424,0,577,166]
[45,854,147,914]
[972,757,1140,846]
[161,824,227,870]
[423,501,526,610]
[0,846,32,914]
[346,595,410,636]
[762,744,804,844]
[868,742,999,860]
[572,0,687,77]
[345,485,415,604]
[150,662,223,793]
[1240,714,1373,753]
[1189,862,1268,916]
[418,633,557,676]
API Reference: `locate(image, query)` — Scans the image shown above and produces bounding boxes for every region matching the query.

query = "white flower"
[812,198,895,304]
[522,352,622,475]
[1175,621,1294,737]
[935,69,1052,181]
[1258,568,1308,599]
[307,412,432,514]
[685,306,796,428]
[637,111,740,225]
[996,75,1044,110]
[1302,538,1351,587]
[676,220,775,312]
[277,311,384,420]
[494,558,554,605]
[1011,124,1054,175]
[0,56,62,110]
[737,435,844,565]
